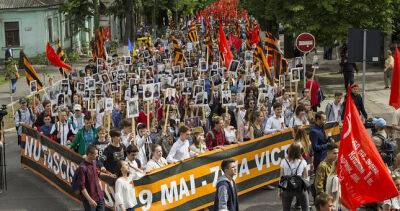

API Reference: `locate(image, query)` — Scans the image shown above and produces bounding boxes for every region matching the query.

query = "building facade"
[0,0,94,60]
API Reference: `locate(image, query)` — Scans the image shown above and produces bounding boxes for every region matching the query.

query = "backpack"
[71,162,85,195]
[16,108,34,130]
[375,134,397,167]
[278,159,306,191]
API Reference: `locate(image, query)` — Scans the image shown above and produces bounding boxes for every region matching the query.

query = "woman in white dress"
[145,144,168,173]
[114,160,137,211]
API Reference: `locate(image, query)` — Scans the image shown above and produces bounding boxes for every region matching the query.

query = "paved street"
[0,58,394,210]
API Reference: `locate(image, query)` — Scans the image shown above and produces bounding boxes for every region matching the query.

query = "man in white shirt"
[325,92,343,123]
[50,110,76,146]
[135,123,151,166]
[167,125,191,163]
[264,102,286,134]
[120,119,133,147]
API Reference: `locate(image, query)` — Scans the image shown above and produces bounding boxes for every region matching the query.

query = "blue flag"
[128,38,133,52]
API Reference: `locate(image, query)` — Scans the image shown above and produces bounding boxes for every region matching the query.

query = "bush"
[66,49,80,63]
[31,53,49,65]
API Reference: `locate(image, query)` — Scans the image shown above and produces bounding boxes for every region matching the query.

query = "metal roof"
[0,0,64,10]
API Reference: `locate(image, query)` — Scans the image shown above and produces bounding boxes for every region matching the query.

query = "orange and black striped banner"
[254,45,273,84]
[20,123,340,210]
[188,25,199,43]
[20,51,43,90]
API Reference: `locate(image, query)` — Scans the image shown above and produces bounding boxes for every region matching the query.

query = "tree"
[240,0,399,51]
[59,0,95,32]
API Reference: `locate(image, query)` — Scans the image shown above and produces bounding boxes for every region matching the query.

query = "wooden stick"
[107,111,111,132]
[309,67,317,94]
[119,82,123,101]
[132,117,136,146]
[147,101,150,131]
[163,104,170,134]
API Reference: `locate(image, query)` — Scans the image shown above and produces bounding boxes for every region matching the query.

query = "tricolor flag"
[19,50,43,90]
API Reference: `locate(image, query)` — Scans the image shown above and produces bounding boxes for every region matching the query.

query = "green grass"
[0,76,7,86]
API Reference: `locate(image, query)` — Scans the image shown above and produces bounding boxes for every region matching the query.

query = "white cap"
[73,104,82,111]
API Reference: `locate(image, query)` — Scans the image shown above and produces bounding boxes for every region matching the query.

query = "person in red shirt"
[76,145,104,211]
[206,116,229,150]
[305,70,322,112]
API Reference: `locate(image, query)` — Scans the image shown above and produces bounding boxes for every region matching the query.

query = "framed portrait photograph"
[105,98,114,112]
[101,73,109,84]
[212,62,219,70]
[77,82,85,94]
[199,59,207,72]
[127,99,140,118]
[221,90,232,106]
[228,60,240,72]
[143,84,154,101]
[30,80,37,93]
[290,67,301,82]
[279,75,285,88]
[245,50,253,62]
[236,93,245,108]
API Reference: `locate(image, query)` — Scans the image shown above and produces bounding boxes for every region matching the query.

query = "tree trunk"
[284,32,295,59]
[93,0,100,29]
[132,9,137,41]
[124,0,134,44]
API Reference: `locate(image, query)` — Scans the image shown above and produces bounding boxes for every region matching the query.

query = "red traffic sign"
[295,33,316,53]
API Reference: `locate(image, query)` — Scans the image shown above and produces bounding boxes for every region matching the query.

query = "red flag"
[389,47,400,109]
[338,86,398,210]
[46,43,71,70]
[250,24,260,45]
[218,21,233,69]
[229,34,242,51]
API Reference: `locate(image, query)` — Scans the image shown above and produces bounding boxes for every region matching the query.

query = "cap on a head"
[372,118,386,128]
[74,104,82,111]
[19,98,27,104]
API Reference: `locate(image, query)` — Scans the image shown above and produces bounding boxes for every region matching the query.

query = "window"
[48,18,53,42]
[4,22,20,46]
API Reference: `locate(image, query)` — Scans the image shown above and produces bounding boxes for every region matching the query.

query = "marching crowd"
[9,15,400,211]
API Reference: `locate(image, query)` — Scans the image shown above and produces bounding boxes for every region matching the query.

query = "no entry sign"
[296,33,315,53]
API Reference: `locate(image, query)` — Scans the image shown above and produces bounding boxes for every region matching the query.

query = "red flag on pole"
[389,47,400,109]
[229,34,242,51]
[46,42,72,70]
[338,86,398,210]
[218,21,233,69]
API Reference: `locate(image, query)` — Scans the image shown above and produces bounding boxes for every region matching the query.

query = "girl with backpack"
[278,142,310,211]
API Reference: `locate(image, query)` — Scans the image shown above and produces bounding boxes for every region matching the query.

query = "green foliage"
[66,49,80,63]
[241,0,400,46]
[31,53,49,65]
[59,0,94,31]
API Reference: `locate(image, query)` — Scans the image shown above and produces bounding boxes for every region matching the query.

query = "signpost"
[296,33,316,88]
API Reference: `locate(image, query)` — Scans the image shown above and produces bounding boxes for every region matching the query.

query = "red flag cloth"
[338,87,398,210]
[46,43,71,70]
[218,21,233,69]
[389,47,400,109]
[229,34,242,51]
[250,24,260,45]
